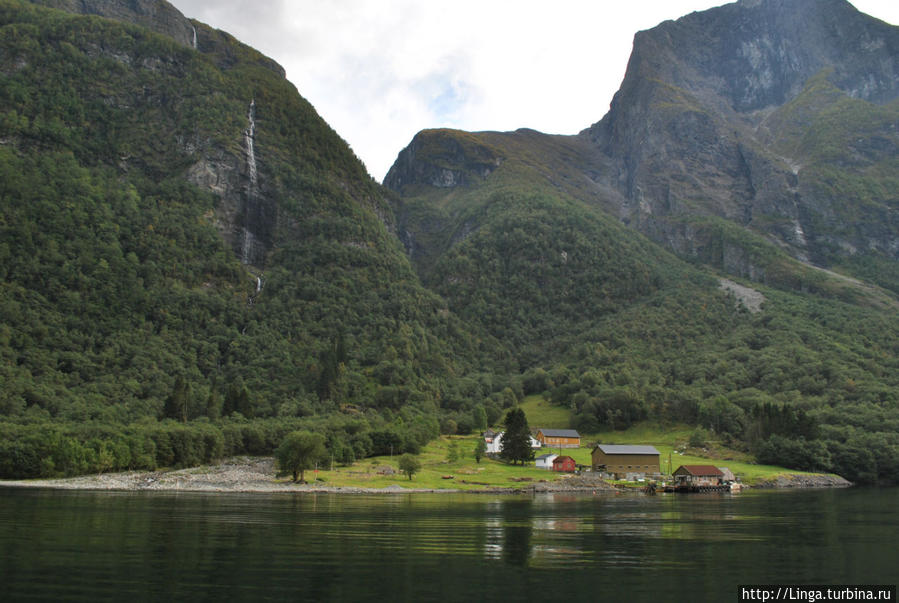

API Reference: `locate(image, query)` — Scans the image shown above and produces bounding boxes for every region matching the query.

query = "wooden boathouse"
[672,465,726,492]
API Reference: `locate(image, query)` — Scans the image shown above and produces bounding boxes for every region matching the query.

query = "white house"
[535,453,558,470]
[484,431,542,455]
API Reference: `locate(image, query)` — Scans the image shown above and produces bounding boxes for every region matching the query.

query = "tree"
[472,405,488,431]
[398,453,421,480]
[163,376,188,423]
[500,408,534,465]
[446,439,459,463]
[474,438,487,464]
[274,431,326,483]
[205,388,222,421]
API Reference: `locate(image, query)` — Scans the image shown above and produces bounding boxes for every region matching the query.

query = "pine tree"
[205,388,221,421]
[474,438,487,464]
[500,408,534,465]
[163,376,188,423]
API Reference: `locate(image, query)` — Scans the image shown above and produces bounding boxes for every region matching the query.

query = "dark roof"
[674,465,724,477]
[537,429,581,438]
[594,444,660,455]
[552,455,575,463]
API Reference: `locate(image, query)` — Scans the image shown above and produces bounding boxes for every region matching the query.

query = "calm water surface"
[0,487,896,601]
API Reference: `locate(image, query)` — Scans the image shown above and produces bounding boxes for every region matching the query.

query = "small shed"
[718,467,736,483]
[536,429,581,449]
[673,465,724,487]
[552,455,577,473]
[535,453,558,470]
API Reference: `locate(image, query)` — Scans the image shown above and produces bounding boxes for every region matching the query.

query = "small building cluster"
[481,428,582,472]
[481,428,740,488]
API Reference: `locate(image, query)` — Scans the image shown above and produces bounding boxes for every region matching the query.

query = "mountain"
[27,0,198,49]
[0,0,506,476]
[1,0,898,485]
[581,0,899,291]
[386,0,899,483]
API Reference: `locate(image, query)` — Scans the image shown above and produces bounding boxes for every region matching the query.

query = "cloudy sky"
[169,1,899,182]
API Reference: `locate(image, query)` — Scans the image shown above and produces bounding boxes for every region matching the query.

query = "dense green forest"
[392,126,899,485]
[0,0,507,477]
[1,0,898,485]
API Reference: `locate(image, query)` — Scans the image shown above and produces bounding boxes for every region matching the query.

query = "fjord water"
[1,488,896,601]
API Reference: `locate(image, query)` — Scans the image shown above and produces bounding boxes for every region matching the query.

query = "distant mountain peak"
[608,0,898,120]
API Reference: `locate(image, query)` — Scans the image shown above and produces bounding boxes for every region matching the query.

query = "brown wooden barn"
[591,444,661,478]
[535,429,581,449]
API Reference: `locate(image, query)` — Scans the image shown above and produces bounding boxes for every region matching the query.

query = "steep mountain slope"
[581,0,898,290]
[385,1,899,483]
[0,0,504,475]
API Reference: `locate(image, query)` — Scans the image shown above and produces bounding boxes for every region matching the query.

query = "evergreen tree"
[163,376,188,423]
[447,439,459,463]
[205,389,222,421]
[317,347,338,401]
[474,438,487,464]
[500,408,534,465]
[472,405,488,432]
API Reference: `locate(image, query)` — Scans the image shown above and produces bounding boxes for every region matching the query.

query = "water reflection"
[1,488,897,601]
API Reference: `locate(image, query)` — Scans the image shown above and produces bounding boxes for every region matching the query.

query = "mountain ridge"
[384,0,899,483]
[2,0,898,485]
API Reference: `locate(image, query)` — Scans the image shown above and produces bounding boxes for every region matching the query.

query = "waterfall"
[256,276,262,293]
[245,99,257,191]
[241,99,257,265]
[191,26,198,50]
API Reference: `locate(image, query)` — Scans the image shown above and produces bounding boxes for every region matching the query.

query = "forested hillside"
[2,0,898,485]
[387,127,899,484]
[0,0,506,478]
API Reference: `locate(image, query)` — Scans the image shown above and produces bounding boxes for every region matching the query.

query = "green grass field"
[284,397,831,490]
[294,435,555,491]
[517,395,572,429]
[293,427,819,491]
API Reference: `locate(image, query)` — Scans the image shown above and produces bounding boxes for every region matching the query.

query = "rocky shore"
[0,457,622,495]
[0,457,850,494]
[751,473,852,489]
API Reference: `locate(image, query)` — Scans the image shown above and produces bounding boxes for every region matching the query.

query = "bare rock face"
[384,129,502,194]
[581,0,899,268]
[28,0,196,48]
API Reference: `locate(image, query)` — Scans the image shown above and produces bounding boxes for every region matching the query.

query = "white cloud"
[170,0,899,181]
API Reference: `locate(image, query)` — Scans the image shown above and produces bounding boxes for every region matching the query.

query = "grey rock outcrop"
[385,129,502,194]
[581,0,899,268]
[28,0,197,48]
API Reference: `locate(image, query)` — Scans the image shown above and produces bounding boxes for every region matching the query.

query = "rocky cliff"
[581,0,898,276]
[28,0,196,48]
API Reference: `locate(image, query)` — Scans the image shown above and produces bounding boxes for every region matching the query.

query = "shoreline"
[0,456,851,495]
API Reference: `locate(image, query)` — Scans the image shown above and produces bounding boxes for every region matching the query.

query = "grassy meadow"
[287,396,824,490]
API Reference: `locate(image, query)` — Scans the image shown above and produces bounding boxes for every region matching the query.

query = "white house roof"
[536,453,558,461]
[594,444,660,455]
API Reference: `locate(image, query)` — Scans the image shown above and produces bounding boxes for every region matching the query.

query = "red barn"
[552,455,577,473]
